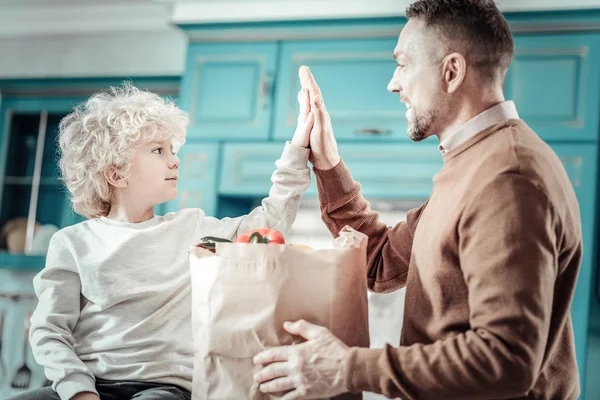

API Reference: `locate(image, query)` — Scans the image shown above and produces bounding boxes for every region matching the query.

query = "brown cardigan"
[315,119,581,399]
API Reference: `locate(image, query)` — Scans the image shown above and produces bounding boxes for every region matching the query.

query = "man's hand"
[253,320,350,400]
[298,66,341,171]
[71,392,100,400]
[290,81,315,148]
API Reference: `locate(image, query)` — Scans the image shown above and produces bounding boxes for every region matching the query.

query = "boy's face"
[124,138,180,206]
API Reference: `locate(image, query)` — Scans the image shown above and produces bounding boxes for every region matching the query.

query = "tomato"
[235,233,250,243]
[234,228,285,244]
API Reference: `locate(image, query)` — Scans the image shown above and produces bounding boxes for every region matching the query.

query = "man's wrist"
[313,155,341,171]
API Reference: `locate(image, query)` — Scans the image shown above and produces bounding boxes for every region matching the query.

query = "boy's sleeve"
[30,232,98,400]
[198,142,310,240]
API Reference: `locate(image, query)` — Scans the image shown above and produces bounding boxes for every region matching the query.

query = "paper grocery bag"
[189,226,370,400]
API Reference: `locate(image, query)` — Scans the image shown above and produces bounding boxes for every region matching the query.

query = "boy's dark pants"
[6,378,191,400]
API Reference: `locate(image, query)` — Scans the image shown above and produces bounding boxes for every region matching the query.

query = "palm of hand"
[298,66,341,171]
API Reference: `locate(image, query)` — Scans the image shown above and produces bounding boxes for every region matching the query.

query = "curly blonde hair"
[58,82,189,219]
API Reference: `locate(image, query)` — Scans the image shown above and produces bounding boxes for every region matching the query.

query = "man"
[253,0,582,399]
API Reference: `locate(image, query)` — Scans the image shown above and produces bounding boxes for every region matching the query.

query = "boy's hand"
[299,66,341,171]
[71,392,100,400]
[290,76,315,148]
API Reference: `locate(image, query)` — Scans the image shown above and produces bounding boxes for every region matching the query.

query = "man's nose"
[387,76,400,93]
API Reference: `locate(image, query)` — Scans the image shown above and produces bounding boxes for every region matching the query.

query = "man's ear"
[104,166,127,188]
[442,52,467,94]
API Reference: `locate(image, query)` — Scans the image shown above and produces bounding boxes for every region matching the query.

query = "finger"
[298,66,328,119]
[283,319,327,340]
[259,376,296,394]
[282,388,306,400]
[291,111,314,148]
[302,87,311,118]
[299,65,319,93]
[253,345,291,365]
[254,361,290,384]
[299,66,322,100]
[297,88,309,121]
[301,112,314,136]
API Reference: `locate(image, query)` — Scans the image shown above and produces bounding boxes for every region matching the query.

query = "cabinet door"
[180,42,278,140]
[163,142,220,217]
[507,33,600,141]
[550,143,598,394]
[219,141,442,199]
[273,39,406,142]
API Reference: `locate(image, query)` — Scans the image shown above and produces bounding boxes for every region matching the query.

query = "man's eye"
[152,148,163,154]
[397,63,405,68]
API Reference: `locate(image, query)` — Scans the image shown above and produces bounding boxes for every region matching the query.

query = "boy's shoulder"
[52,218,97,242]
[162,208,205,222]
[54,209,205,240]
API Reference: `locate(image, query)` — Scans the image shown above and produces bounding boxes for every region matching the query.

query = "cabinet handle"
[259,71,272,110]
[25,110,48,255]
[354,128,393,136]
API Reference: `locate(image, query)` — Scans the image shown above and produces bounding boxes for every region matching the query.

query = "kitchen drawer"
[219,141,442,199]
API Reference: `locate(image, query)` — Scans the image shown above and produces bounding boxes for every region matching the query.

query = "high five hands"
[291,66,341,171]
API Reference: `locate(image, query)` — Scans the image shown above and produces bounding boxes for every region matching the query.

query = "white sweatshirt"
[30,143,310,400]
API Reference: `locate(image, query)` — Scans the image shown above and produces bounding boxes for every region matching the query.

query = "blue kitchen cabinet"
[0,104,83,263]
[162,142,220,217]
[180,42,278,140]
[273,38,406,142]
[507,33,600,142]
[272,33,600,144]
[219,140,442,198]
[550,143,599,397]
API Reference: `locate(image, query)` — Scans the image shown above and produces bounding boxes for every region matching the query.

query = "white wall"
[169,0,600,24]
[0,1,186,79]
[1,0,599,79]
[0,31,187,79]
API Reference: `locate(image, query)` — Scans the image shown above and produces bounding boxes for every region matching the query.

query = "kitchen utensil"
[0,309,5,386]
[11,310,32,389]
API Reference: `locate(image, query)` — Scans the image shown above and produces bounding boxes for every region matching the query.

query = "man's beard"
[407,107,435,142]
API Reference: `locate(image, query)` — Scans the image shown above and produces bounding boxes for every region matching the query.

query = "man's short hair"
[406,0,514,82]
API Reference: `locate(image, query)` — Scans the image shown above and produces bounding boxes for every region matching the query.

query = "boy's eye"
[152,148,163,154]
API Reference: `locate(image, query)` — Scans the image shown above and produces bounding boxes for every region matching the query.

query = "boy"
[9,79,314,400]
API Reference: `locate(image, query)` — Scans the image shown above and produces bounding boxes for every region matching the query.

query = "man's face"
[388,19,449,141]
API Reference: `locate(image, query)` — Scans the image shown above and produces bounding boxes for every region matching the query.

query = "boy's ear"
[104,166,127,188]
